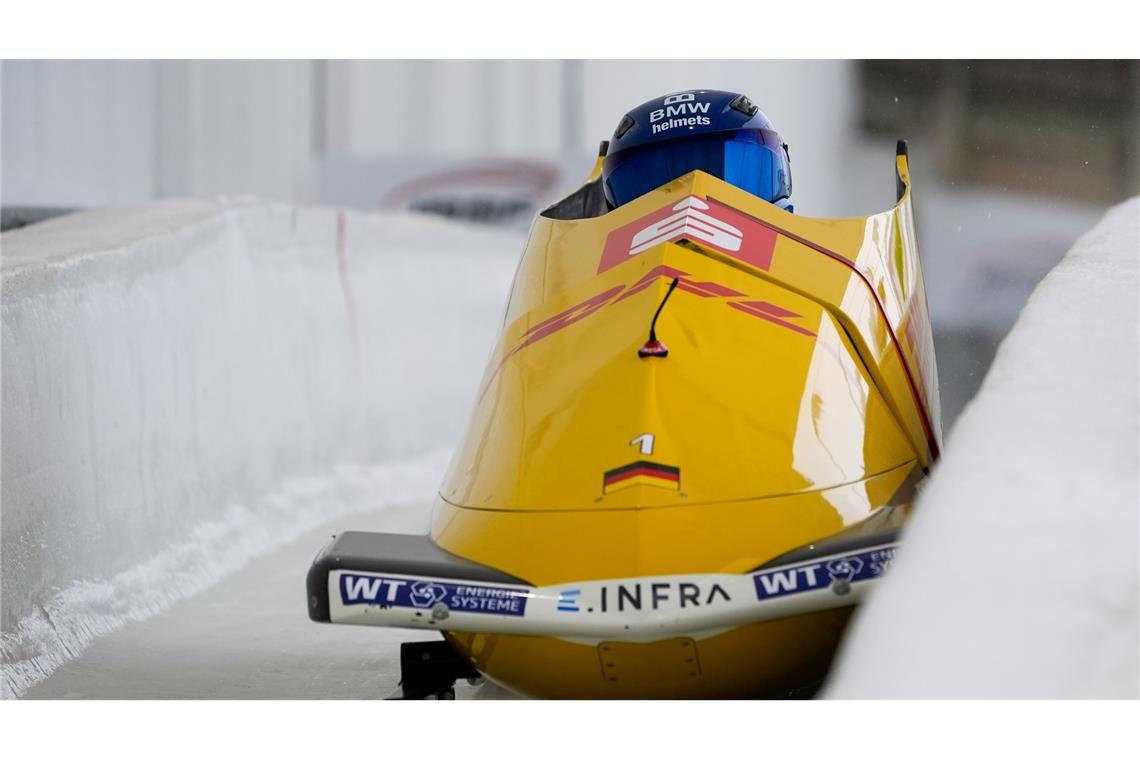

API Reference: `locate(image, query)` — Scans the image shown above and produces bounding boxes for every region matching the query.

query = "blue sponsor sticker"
[752,545,898,601]
[340,574,528,617]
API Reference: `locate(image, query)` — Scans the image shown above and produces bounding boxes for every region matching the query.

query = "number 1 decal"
[630,433,655,456]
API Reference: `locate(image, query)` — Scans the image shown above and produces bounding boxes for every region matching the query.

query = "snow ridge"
[825,198,1140,698]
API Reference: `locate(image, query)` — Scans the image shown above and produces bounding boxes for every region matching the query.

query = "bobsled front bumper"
[307,530,901,643]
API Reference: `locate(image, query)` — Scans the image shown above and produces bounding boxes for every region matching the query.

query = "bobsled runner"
[306,140,941,699]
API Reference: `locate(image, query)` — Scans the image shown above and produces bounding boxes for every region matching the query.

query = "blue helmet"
[602,90,792,211]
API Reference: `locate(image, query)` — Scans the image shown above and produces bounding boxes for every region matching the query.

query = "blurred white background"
[2,60,859,213]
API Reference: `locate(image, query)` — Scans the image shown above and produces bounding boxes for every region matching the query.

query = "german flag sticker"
[602,461,681,494]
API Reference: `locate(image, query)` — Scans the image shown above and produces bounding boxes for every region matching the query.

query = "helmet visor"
[603,129,791,208]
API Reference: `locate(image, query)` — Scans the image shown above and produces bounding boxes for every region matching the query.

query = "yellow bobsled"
[307,140,941,699]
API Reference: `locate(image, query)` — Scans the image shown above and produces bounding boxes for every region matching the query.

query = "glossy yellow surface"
[431,154,940,698]
[446,609,854,699]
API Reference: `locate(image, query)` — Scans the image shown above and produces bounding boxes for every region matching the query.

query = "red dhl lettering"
[480,269,814,398]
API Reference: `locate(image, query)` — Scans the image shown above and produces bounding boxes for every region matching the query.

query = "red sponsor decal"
[599,196,778,275]
[480,270,811,399]
[614,265,747,303]
[517,286,623,350]
[483,285,624,396]
[727,300,817,337]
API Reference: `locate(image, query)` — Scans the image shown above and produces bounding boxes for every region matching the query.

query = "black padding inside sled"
[540,176,610,220]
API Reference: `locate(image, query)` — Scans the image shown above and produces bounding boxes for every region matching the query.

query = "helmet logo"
[649,94,712,135]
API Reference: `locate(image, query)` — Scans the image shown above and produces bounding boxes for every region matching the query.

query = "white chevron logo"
[628,197,744,256]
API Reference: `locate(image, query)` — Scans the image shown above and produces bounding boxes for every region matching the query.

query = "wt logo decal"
[599,195,778,275]
[751,546,898,601]
[339,573,528,616]
[409,581,448,608]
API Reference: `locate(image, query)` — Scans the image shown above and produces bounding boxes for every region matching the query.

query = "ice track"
[21,458,513,699]
[2,201,522,698]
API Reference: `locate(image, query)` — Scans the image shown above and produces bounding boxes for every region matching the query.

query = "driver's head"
[602,90,792,211]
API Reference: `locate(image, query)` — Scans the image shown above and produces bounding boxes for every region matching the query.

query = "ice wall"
[825,198,1140,698]
[1,201,521,696]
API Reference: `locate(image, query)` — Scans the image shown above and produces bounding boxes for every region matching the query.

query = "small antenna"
[638,277,680,359]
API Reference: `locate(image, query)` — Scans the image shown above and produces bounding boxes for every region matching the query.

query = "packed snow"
[825,198,1140,698]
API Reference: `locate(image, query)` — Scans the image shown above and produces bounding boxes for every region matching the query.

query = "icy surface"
[2,201,521,698]
[4,451,449,699]
[18,482,518,700]
[825,198,1140,698]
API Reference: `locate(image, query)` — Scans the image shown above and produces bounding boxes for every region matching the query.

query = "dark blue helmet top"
[602,89,792,210]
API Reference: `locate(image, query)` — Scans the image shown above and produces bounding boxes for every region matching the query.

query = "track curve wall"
[1,200,520,696]
[825,198,1139,698]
